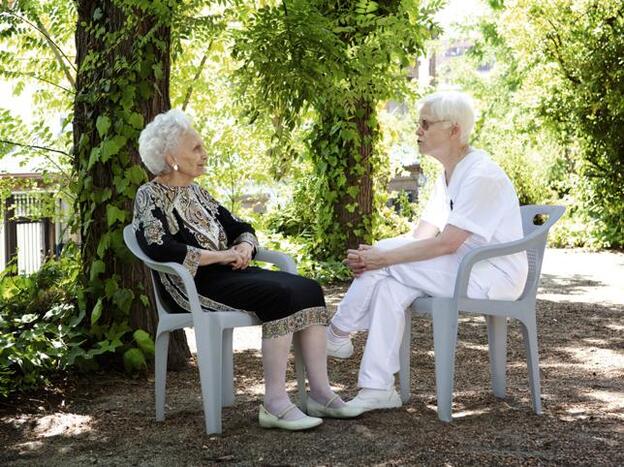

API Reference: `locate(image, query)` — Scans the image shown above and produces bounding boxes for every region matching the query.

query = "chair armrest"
[255,248,298,274]
[453,229,547,300]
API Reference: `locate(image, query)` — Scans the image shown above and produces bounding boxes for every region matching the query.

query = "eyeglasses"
[418,119,450,131]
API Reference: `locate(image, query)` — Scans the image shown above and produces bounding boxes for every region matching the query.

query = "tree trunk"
[74,0,190,369]
[336,101,376,250]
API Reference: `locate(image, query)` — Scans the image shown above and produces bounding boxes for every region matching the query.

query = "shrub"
[0,247,87,398]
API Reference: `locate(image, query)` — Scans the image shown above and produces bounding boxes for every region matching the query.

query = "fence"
[1,192,58,275]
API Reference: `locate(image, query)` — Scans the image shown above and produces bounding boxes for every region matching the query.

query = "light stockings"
[262,333,306,421]
[298,325,346,409]
[262,325,345,420]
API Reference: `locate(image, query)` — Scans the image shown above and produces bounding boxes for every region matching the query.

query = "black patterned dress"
[132,181,329,338]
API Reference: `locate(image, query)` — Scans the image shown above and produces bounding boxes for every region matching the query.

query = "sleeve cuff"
[233,232,259,249]
[447,214,493,242]
[183,245,202,277]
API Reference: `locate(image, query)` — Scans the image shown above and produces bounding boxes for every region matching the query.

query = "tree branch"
[0,139,69,156]
[0,69,75,94]
[2,11,77,88]
[181,46,211,111]
[1,139,71,181]
[544,18,581,85]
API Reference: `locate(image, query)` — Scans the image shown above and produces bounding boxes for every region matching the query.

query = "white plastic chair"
[398,205,565,422]
[123,225,307,434]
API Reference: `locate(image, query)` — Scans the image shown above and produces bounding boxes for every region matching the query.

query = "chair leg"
[431,306,458,423]
[399,310,412,404]
[221,328,235,407]
[195,322,224,434]
[486,315,507,398]
[154,330,170,422]
[519,316,543,415]
[293,332,307,409]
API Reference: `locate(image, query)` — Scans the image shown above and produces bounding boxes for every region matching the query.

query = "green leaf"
[346,186,360,198]
[96,116,111,138]
[128,113,144,129]
[133,329,155,359]
[113,288,134,314]
[123,348,147,373]
[97,233,111,257]
[113,175,130,195]
[104,277,119,298]
[100,139,119,161]
[87,147,101,170]
[91,298,103,326]
[90,260,105,282]
[126,165,146,185]
[106,205,127,227]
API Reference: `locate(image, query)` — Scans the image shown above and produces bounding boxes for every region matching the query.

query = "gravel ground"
[1,248,623,466]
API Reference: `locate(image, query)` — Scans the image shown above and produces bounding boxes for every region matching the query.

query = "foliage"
[233,0,441,259]
[255,228,352,284]
[467,0,624,248]
[436,0,624,248]
[508,0,624,248]
[436,15,556,207]
[0,1,75,208]
[0,247,86,398]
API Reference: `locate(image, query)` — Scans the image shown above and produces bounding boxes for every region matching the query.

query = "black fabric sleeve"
[133,186,202,276]
[216,204,260,255]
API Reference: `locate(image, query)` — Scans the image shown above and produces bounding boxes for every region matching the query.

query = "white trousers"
[331,236,489,390]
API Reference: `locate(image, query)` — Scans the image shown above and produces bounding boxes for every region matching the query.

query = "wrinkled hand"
[217,248,245,269]
[232,242,254,270]
[343,244,385,277]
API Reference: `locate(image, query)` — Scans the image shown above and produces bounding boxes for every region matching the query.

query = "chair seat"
[399,204,565,422]
[410,296,530,318]
[123,224,307,434]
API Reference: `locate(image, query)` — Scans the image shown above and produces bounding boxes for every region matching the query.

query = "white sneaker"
[326,336,354,359]
[345,389,402,412]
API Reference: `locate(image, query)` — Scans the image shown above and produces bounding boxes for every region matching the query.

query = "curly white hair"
[138,109,192,175]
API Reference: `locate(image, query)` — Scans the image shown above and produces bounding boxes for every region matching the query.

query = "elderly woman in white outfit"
[327,91,529,411]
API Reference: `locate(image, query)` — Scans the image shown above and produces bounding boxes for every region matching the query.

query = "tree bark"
[74,0,190,369]
[336,101,375,250]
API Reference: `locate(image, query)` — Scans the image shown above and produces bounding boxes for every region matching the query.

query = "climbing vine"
[233,0,441,258]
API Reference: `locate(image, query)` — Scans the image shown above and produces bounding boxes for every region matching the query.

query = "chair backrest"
[517,205,565,300]
[123,224,176,318]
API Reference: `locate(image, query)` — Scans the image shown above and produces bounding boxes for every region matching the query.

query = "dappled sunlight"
[237,382,264,396]
[584,390,624,415]
[460,342,489,352]
[556,345,624,371]
[330,382,348,392]
[605,323,624,332]
[32,413,94,438]
[452,407,492,419]
[8,412,95,458]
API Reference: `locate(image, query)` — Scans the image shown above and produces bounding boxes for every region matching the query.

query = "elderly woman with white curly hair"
[133,109,363,431]
[327,91,529,413]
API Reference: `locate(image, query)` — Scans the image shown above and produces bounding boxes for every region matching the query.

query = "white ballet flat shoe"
[306,394,365,419]
[258,404,323,431]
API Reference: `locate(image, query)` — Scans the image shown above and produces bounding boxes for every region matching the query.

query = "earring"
[173,164,179,171]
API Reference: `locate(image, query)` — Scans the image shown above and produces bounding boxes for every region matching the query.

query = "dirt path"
[2,248,623,466]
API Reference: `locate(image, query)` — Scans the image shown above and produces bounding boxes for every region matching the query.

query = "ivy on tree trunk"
[73,0,190,369]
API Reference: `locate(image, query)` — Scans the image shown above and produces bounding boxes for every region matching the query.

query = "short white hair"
[419,91,475,145]
[138,109,193,175]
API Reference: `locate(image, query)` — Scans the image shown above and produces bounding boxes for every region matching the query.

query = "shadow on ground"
[1,288,623,466]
